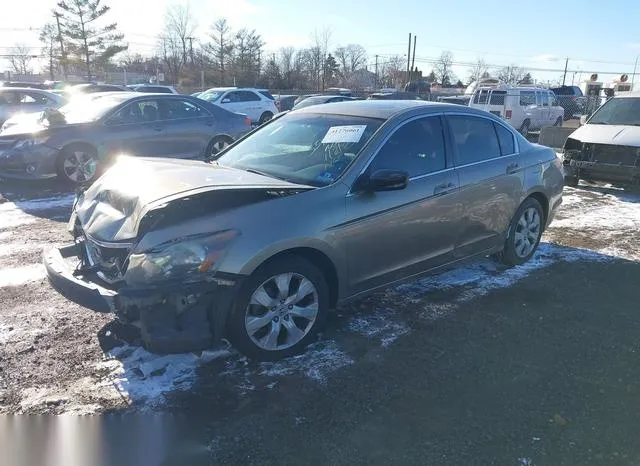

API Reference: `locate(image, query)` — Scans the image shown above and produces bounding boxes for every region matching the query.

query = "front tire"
[227,256,329,361]
[205,135,233,161]
[498,198,544,266]
[55,144,99,186]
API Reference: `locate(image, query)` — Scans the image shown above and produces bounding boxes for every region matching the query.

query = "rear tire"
[227,256,329,361]
[259,111,273,125]
[519,119,530,136]
[497,197,544,267]
[55,144,100,186]
[205,135,233,161]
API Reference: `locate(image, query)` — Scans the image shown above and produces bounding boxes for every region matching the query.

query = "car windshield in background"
[217,113,383,186]
[57,94,130,124]
[199,91,224,101]
[259,90,275,100]
[588,97,640,126]
[293,97,331,109]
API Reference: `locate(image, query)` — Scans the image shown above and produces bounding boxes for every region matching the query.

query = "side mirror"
[221,98,231,104]
[579,115,588,126]
[356,169,409,192]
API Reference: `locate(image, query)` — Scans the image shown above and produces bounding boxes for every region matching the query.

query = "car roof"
[292,99,473,119]
[0,87,55,93]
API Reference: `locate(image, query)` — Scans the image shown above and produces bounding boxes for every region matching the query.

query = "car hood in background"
[75,156,312,242]
[569,124,640,147]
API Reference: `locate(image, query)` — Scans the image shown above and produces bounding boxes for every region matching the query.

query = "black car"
[550,85,585,120]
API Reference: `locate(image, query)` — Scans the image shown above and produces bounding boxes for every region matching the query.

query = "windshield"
[217,113,383,186]
[293,97,329,109]
[588,97,640,125]
[199,90,224,102]
[56,94,131,124]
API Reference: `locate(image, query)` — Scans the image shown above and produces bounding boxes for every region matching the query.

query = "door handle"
[434,182,455,194]
[506,162,520,174]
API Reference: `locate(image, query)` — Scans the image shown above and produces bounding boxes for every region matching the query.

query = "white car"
[469,85,564,135]
[127,84,180,94]
[197,87,278,124]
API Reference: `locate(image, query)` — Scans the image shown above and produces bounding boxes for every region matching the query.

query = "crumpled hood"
[76,156,310,242]
[569,124,640,147]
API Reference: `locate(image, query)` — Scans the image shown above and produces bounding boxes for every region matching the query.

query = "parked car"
[0,87,67,126]
[128,84,180,94]
[274,94,298,112]
[197,87,279,124]
[562,94,640,187]
[437,95,471,106]
[367,92,420,100]
[293,93,322,107]
[0,81,48,89]
[44,100,563,360]
[66,83,129,94]
[469,85,564,135]
[0,92,250,184]
[550,85,586,120]
[291,95,355,110]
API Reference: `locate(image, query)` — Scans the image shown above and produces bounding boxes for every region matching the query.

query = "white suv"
[469,85,564,135]
[198,87,278,124]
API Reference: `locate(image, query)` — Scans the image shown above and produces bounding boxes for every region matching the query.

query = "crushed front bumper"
[564,159,640,185]
[43,242,243,353]
[0,145,59,180]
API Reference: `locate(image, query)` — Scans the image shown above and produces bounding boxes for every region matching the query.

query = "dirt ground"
[1,177,639,465]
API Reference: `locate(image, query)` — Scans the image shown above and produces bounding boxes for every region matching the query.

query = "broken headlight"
[123,229,240,287]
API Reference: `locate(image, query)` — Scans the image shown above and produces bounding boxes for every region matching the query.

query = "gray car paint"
[72,101,563,302]
[0,93,249,180]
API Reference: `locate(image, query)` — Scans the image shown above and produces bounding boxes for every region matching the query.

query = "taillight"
[505,110,512,119]
[244,117,251,126]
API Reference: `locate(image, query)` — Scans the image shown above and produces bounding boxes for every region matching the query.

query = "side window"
[108,100,158,124]
[494,123,515,155]
[448,115,502,165]
[541,92,549,107]
[369,116,446,178]
[19,92,37,104]
[160,99,210,120]
[238,91,261,102]
[489,90,506,105]
[224,92,238,102]
[519,91,535,106]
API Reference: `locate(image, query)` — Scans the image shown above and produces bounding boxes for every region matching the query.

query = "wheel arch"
[522,190,549,227]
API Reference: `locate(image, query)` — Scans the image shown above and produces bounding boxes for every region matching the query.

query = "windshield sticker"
[321,125,367,144]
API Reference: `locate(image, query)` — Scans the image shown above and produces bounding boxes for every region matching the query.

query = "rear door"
[344,115,461,295]
[445,113,523,257]
[157,97,216,158]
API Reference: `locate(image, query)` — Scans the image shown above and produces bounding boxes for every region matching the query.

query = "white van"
[469,85,564,134]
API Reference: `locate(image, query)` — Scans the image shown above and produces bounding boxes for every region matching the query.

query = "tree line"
[11,0,535,90]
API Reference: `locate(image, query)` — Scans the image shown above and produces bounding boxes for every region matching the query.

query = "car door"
[344,115,461,295]
[445,113,523,258]
[156,97,216,158]
[101,98,173,158]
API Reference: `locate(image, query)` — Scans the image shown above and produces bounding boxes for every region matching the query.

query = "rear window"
[489,91,506,105]
[473,89,490,104]
[551,86,582,96]
[259,91,275,100]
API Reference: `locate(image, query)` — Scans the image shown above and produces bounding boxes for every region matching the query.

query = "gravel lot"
[1,176,639,464]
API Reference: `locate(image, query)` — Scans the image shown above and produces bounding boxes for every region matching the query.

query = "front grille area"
[588,144,640,167]
[84,237,130,283]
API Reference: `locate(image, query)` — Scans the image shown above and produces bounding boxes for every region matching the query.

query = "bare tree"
[8,44,35,75]
[467,58,488,84]
[207,18,233,85]
[311,27,331,90]
[433,50,454,86]
[165,4,197,66]
[39,24,59,80]
[278,46,295,87]
[497,65,527,84]
[334,43,367,84]
[380,55,404,88]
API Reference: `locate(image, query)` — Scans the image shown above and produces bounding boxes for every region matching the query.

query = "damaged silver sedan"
[44,101,563,360]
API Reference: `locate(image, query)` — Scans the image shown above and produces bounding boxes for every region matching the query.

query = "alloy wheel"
[245,272,319,351]
[63,151,97,183]
[514,207,541,258]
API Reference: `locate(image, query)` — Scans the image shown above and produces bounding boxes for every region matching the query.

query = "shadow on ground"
[96,245,640,465]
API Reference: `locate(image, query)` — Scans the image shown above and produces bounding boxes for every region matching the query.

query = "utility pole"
[53,11,68,80]
[374,54,378,89]
[406,33,412,85]
[410,35,417,84]
[562,57,569,86]
[187,37,194,65]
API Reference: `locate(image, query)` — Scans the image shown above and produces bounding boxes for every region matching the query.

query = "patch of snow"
[0,209,37,229]
[348,309,410,347]
[0,264,46,287]
[0,194,75,212]
[0,231,13,241]
[96,345,230,408]
[0,243,45,257]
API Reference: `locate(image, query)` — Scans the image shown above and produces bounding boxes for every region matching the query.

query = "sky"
[2,0,640,85]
